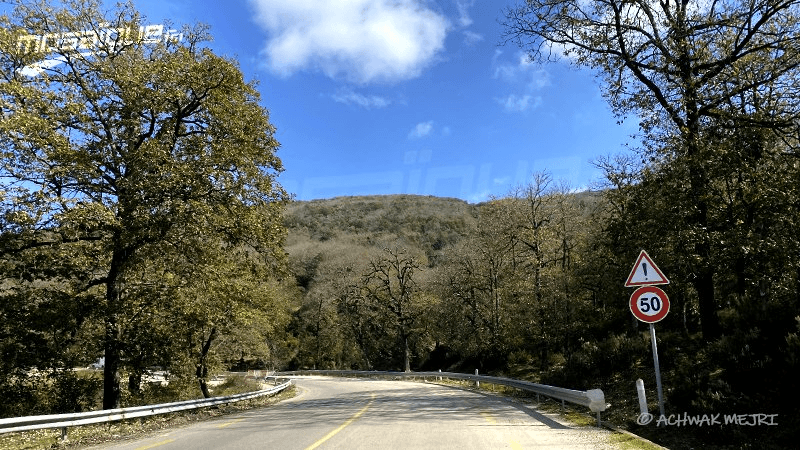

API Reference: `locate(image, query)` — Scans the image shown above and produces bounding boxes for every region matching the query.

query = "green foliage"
[285,187,604,374]
[284,195,478,371]
[499,2,800,446]
[285,195,477,259]
[212,375,265,396]
[1,0,289,412]
[0,369,101,417]
[48,370,102,413]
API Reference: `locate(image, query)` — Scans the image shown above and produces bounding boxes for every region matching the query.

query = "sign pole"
[626,250,670,424]
[649,323,665,421]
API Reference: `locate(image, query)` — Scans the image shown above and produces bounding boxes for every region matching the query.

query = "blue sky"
[42,0,639,202]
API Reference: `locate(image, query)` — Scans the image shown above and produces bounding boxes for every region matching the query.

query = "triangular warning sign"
[625,250,669,287]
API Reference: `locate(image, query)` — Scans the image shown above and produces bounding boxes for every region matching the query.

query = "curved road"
[99,376,616,449]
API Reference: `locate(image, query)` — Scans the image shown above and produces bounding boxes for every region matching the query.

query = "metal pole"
[649,324,665,421]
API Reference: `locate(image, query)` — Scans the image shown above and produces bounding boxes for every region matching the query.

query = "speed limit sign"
[629,286,670,323]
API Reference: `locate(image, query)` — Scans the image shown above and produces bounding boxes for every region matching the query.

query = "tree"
[362,247,425,372]
[434,194,529,369]
[127,241,293,400]
[503,0,800,339]
[1,0,287,409]
[510,175,590,368]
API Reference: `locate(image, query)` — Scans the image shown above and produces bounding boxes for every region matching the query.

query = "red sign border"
[629,286,670,323]
[625,250,670,287]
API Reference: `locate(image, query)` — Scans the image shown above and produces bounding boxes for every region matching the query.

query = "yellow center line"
[305,393,376,450]
[216,418,245,428]
[134,439,175,450]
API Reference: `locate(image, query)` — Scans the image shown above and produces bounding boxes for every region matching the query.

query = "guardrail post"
[61,427,67,442]
[474,369,479,388]
[438,369,442,381]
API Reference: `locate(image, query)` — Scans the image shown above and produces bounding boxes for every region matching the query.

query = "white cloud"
[332,88,391,109]
[462,30,483,46]
[453,1,482,45]
[456,0,474,27]
[250,0,450,84]
[493,53,550,89]
[409,121,434,139]
[495,94,542,112]
[493,51,549,113]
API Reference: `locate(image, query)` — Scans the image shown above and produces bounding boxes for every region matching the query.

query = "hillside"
[284,194,478,256]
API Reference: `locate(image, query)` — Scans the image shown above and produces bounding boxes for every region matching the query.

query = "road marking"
[305,393,375,450]
[134,439,175,450]
[510,440,524,450]
[216,418,245,428]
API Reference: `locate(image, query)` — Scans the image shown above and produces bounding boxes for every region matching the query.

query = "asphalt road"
[98,376,616,450]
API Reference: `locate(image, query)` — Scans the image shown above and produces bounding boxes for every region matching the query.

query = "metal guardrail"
[282,370,607,426]
[0,378,293,440]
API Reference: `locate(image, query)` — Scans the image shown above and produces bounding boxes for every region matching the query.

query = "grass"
[609,432,667,450]
[0,381,296,450]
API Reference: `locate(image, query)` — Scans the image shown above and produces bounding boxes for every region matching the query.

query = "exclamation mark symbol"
[642,263,648,280]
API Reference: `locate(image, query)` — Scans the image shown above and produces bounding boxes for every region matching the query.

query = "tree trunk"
[102,321,121,409]
[695,269,720,340]
[197,327,217,398]
[686,140,720,340]
[403,334,411,373]
[197,369,212,399]
[102,247,125,410]
[676,6,720,341]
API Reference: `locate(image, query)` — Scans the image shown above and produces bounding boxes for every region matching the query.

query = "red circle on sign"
[629,286,670,323]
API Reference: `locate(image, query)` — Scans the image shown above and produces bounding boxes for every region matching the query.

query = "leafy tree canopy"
[1,0,288,410]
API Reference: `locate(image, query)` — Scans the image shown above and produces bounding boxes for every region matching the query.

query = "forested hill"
[284,194,478,257]
[282,191,799,449]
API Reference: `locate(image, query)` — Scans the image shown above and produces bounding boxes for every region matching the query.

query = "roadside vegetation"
[0,378,294,450]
